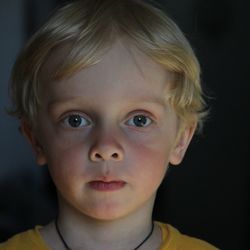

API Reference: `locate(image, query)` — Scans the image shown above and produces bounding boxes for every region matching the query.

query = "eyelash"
[60,112,154,129]
[126,114,153,128]
[61,114,91,128]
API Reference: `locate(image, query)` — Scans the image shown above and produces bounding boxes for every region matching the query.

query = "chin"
[81,204,134,222]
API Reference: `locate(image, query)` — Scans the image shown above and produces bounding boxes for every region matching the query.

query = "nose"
[89,133,124,162]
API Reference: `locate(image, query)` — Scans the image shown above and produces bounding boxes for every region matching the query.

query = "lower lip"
[88,181,126,191]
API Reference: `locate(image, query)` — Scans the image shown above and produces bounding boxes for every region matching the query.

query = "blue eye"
[127,115,153,128]
[63,114,90,128]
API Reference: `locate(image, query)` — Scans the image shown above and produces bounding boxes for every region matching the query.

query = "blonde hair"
[9,0,207,131]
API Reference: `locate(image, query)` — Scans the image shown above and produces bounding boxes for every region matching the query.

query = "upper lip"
[89,176,125,183]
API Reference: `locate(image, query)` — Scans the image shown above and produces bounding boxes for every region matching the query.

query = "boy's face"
[23,40,194,221]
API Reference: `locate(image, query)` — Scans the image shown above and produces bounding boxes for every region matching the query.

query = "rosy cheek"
[44,137,89,180]
[127,141,169,179]
[129,131,171,162]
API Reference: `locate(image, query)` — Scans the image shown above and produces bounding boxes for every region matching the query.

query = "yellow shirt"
[0,222,218,250]
[157,222,218,250]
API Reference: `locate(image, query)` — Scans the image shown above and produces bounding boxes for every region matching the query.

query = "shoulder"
[0,226,50,250]
[156,222,219,250]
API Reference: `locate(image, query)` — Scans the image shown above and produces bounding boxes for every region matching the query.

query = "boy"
[1,0,218,249]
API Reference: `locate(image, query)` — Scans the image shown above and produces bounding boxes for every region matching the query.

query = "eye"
[62,114,90,128]
[126,115,153,128]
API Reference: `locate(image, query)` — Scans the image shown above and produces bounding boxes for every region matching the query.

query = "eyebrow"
[48,94,167,108]
[131,96,168,108]
[48,96,96,108]
[47,97,97,115]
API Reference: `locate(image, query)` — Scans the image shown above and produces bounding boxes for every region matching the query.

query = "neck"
[56,198,157,250]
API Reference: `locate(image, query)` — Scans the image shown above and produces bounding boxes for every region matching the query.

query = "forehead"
[40,39,174,103]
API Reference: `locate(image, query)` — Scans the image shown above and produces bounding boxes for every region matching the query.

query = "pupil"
[134,115,146,127]
[69,115,81,127]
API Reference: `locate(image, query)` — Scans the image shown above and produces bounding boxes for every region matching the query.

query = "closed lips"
[88,180,126,191]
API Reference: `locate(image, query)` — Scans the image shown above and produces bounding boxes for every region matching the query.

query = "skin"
[22,39,196,250]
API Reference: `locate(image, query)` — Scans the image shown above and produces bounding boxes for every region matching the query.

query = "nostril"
[112,153,119,159]
[95,153,102,159]
[90,151,122,161]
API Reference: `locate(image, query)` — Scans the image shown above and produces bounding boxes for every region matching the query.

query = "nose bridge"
[89,123,124,162]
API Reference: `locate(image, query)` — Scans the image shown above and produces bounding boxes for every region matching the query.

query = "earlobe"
[20,119,47,166]
[169,124,196,165]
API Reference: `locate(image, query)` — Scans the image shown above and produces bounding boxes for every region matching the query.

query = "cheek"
[51,149,82,186]
[125,122,178,184]
[126,138,172,187]
[128,129,174,166]
[41,132,89,185]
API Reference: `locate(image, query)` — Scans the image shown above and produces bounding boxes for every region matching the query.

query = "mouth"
[88,180,126,191]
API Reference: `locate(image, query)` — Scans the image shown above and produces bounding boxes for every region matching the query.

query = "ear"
[169,124,196,165]
[20,119,47,166]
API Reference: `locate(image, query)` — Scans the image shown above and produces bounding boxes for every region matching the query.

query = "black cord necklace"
[54,217,154,250]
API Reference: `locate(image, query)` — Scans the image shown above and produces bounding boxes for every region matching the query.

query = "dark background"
[0,0,249,249]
